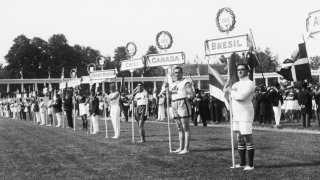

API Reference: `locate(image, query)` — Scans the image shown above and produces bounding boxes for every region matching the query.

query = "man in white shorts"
[166,66,194,154]
[224,63,255,170]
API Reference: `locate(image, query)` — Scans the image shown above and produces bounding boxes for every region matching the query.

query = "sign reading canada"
[306,10,320,36]
[145,52,185,67]
[89,70,116,80]
[205,34,249,55]
[67,79,81,87]
[120,58,144,71]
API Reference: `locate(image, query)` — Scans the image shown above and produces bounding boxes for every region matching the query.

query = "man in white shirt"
[224,63,255,171]
[134,82,148,143]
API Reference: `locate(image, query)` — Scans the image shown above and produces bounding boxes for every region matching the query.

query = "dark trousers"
[20,111,26,121]
[122,107,129,122]
[215,107,222,122]
[66,110,73,128]
[209,107,215,122]
[194,110,207,127]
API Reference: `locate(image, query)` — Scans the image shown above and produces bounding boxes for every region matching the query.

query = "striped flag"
[208,65,229,109]
[277,43,311,81]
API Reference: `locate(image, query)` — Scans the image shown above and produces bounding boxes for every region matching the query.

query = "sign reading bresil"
[145,52,185,67]
[120,58,144,71]
[90,70,116,80]
[205,34,249,56]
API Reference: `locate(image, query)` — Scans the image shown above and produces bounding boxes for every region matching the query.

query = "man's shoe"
[244,166,255,170]
[172,149,182,153]
[235,164,246,168]
[178,149,189,154]
[112,136,119,139]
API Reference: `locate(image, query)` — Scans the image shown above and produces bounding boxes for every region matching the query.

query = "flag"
[244,51,260,80]
[277,43,311,81]
[229,53,239,86]
[208,65,229,109]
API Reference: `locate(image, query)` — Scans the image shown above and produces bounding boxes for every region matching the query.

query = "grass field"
[1,117,320,179]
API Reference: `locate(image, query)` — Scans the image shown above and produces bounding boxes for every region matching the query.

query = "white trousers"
[55,112,62,127]
[158,104,166,121]
[40,112,46,125]
[91,115,99,133]
[110,105,121,137]
[273,101,282,125]
[35,112,41,123]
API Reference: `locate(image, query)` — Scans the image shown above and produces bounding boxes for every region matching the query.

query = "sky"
[0,0,319,65]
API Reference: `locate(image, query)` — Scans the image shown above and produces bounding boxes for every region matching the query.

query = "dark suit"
[298,89,312,127]
[64,95,73,128]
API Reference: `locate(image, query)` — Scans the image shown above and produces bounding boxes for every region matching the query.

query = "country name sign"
[120,58,144,71]
[306,10,320,36]
[145,52,185,67]
[205,34,249,55]
[67,78,81,88]
[89,70,116,80]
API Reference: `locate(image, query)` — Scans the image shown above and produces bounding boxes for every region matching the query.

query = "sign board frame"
[89,69,116,80]
[120,58,144,71]
[205,34,249,56]
[145,52,185,68]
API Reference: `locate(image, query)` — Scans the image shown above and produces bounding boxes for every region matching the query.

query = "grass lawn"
[1,116,320,179]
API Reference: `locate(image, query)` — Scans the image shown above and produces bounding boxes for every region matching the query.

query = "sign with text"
[89,70,116,80]
[306,10,320,37]
[59,82,67,89]
[120,58,144,71]
[67,78,81,88]
[81,76,90,84]
[205,34,249,56]
[145,52,185,67]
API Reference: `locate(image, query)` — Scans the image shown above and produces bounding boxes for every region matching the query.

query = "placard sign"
[205,34,249,56]
[89,70,116,80]
[81,76,90,84]
[120,58,144,71]
[306,10,320,37]
[145,52,185,68]
[60,82,66,89]
[67,78,81,88]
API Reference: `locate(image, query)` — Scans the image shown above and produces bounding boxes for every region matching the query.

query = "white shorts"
[233,121,252,135]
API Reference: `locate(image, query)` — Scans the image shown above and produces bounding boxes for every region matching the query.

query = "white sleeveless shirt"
[135,90,148,106]
[171,78,190,100]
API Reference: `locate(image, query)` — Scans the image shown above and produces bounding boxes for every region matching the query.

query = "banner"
[205,34,250,55]
[90,70,116,80]
[145,52,185,67]
[120,58,144,71]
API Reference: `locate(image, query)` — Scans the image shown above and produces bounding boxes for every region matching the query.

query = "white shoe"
[235,164,246,168]
[244,166,255,170]
[178,149,189,154]
[172,149,182,153]
[112,136,119,139]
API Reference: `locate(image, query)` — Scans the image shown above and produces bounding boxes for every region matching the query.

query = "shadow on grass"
[260,161,320,168]
[192,146,274,152]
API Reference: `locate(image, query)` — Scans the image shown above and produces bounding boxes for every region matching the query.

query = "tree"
[113,46,129,77]
[255,47,279,73]
[310,56,320,70]
[144,45,163,77]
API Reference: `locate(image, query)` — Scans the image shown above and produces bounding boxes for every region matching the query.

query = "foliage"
[144,45,163,77]
[255,47,279,73]
[310,56,320,70]
[3,34,102,79]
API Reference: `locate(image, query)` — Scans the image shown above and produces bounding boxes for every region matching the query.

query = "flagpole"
[103,81,108,139]
[226,27,235,169]
[165,67,172,153]
[130,69,135,143]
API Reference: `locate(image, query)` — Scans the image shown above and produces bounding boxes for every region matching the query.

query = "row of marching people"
[253,81,320,129]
